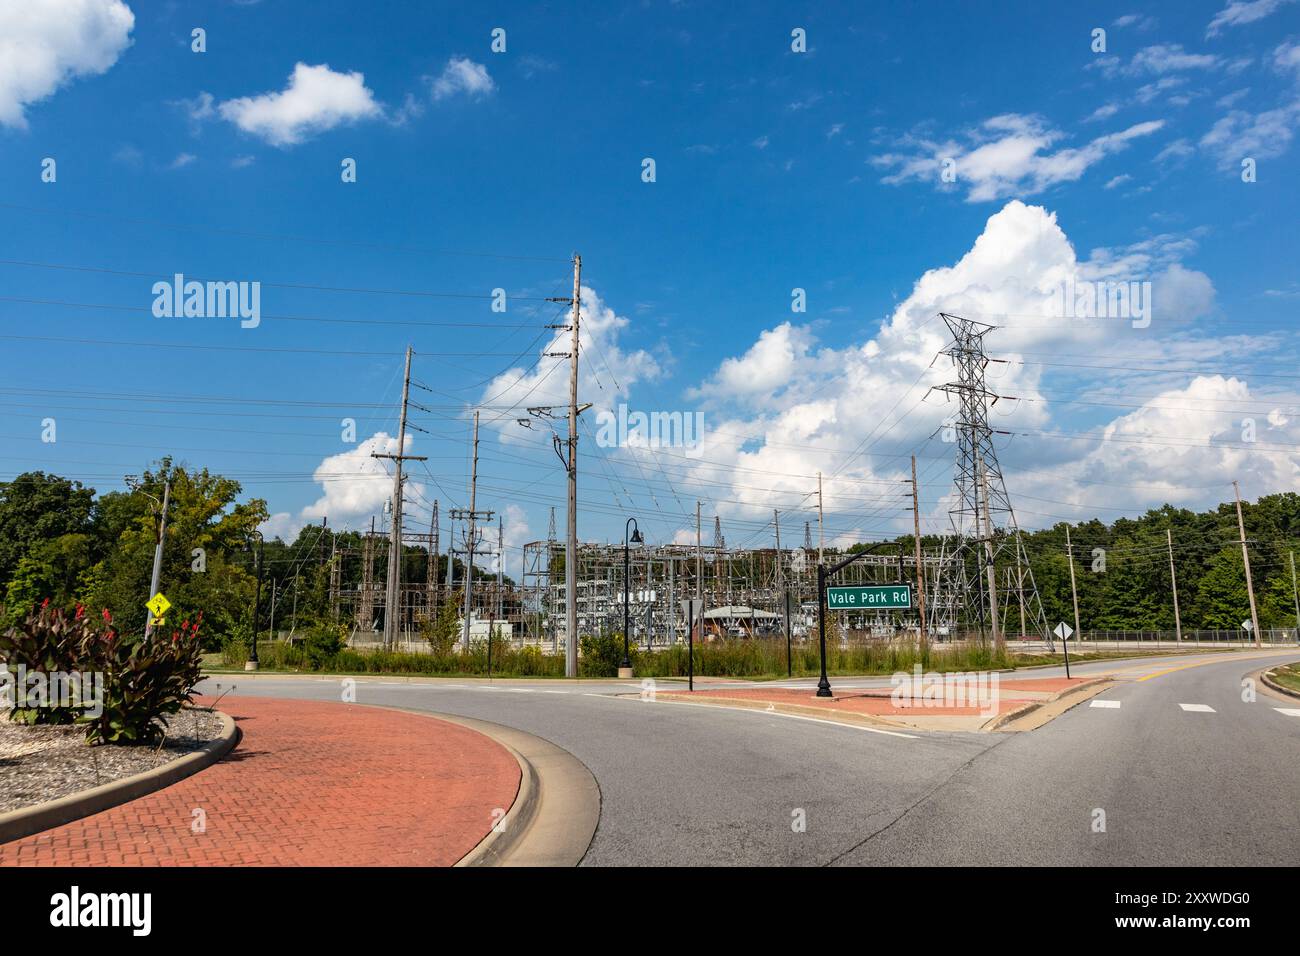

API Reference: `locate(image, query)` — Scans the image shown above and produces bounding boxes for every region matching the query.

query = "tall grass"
[219,637,1015,678]
[630,638,1014,678]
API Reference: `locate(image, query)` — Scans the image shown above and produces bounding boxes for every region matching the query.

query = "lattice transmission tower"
[929,313,1050,644]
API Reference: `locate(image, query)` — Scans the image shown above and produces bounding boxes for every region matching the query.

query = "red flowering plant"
[0,603,100,725]
[0,600,205,745]
[82,615,205,746]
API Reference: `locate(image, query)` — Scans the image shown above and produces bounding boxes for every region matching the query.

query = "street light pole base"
[617,666,634,679]
[815,678,832,698]
[244,661,259,671]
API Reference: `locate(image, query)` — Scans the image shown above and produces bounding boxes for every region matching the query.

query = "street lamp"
[127,474,172,639]
[620,517,643,678]
[247,530,265,671]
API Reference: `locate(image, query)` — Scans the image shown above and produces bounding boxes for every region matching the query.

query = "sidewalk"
[0,697,521,866]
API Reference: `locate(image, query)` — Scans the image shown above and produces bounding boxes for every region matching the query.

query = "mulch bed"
[0,708,225,814]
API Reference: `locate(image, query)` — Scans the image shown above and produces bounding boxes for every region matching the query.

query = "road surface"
[198,649,1300,866]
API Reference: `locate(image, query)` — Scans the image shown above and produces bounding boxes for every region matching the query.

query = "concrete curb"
[368,706,599,867]
[1256,663,1300,701]
[984,678,1110,732]
[0,708,238,846]
[447,714,599,867]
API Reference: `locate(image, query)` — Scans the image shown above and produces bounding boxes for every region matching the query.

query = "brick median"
[0,697,521,867]
[663,675,1095,716]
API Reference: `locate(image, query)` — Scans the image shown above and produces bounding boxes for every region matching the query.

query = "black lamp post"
[621,518,643,677]
[816,541,908,698]
[247,530,265,671]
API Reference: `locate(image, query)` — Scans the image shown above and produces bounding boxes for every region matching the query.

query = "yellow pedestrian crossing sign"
[146,592,171,619]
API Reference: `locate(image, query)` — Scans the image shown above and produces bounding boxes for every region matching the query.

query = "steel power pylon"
[929,313,1050,645]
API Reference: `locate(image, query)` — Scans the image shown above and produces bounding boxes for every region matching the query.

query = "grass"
[1271,662,1300,694]
[204,637,1219,682]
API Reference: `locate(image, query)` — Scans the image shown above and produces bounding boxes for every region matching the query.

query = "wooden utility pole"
[978,452,1002,654]
[565,254,581,677]
[496,516,504,623]
[429,500,439,602]
[372,346,426,647]
[1167,527,1182,642]
[1234,481,1262,647]
[328,531,340,621]
[910,455,928,654]
[1065,524,1082,645]
[1290,551,1300,633]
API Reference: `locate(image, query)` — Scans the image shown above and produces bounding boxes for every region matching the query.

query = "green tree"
[89,460,268,642]
[0,472,96,612]
[1193,548,1250,629]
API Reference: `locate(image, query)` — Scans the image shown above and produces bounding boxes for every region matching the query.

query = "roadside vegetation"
[213,631,1171,680]
[1271,662,1300,694]
[1,605,204,745]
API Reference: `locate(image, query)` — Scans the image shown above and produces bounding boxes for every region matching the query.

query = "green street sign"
[826,584,912,610]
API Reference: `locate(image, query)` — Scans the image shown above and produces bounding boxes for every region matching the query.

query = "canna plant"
[0,602,205,744]
[0,603,99,725]
[82,616,205,745]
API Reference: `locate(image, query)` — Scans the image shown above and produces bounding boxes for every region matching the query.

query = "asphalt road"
[198,649,1300,866]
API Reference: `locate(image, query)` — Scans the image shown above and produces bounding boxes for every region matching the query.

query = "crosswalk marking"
[1178,703,1216,713]
[1275,708,1300,717]
[1090,700,1121,709]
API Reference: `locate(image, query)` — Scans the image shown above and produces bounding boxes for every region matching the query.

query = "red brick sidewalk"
[658,675,1097,720]
[0,697,521,866]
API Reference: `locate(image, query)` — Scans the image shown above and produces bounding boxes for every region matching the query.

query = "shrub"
[85,622,204,745]
[579,632,638,677]
[0,603,98,725]
[422,597,461,655]
[302,623,346,669]
[0,603,205,745]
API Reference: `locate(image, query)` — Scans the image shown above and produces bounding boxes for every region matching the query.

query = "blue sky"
[2,0,1300,571]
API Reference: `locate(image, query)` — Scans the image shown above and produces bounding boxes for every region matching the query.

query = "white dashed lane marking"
[1090,700,1121,709]
[1275,708,1300,717]
[1178,703,1216,713]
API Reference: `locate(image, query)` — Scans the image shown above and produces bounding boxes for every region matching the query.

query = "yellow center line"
[1129,650,1299,683]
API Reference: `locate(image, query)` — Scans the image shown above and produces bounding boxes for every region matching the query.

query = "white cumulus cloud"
[0,0,134,128]
[1207,0,1297,38]
[873,114,1164,202]
[217,62,382,147]
[428,57,495,101]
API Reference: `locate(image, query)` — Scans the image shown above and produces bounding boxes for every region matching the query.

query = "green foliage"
[302,623,347,669]
[85,622,205,745]
[88,461,267,643]
[421,595,462,655]
[579,632,633,677]
[0,605,204,744]
[0,604,98,724]
[633,637,1014,679]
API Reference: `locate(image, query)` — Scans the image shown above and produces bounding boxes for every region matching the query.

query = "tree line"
[0,462,506,649]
